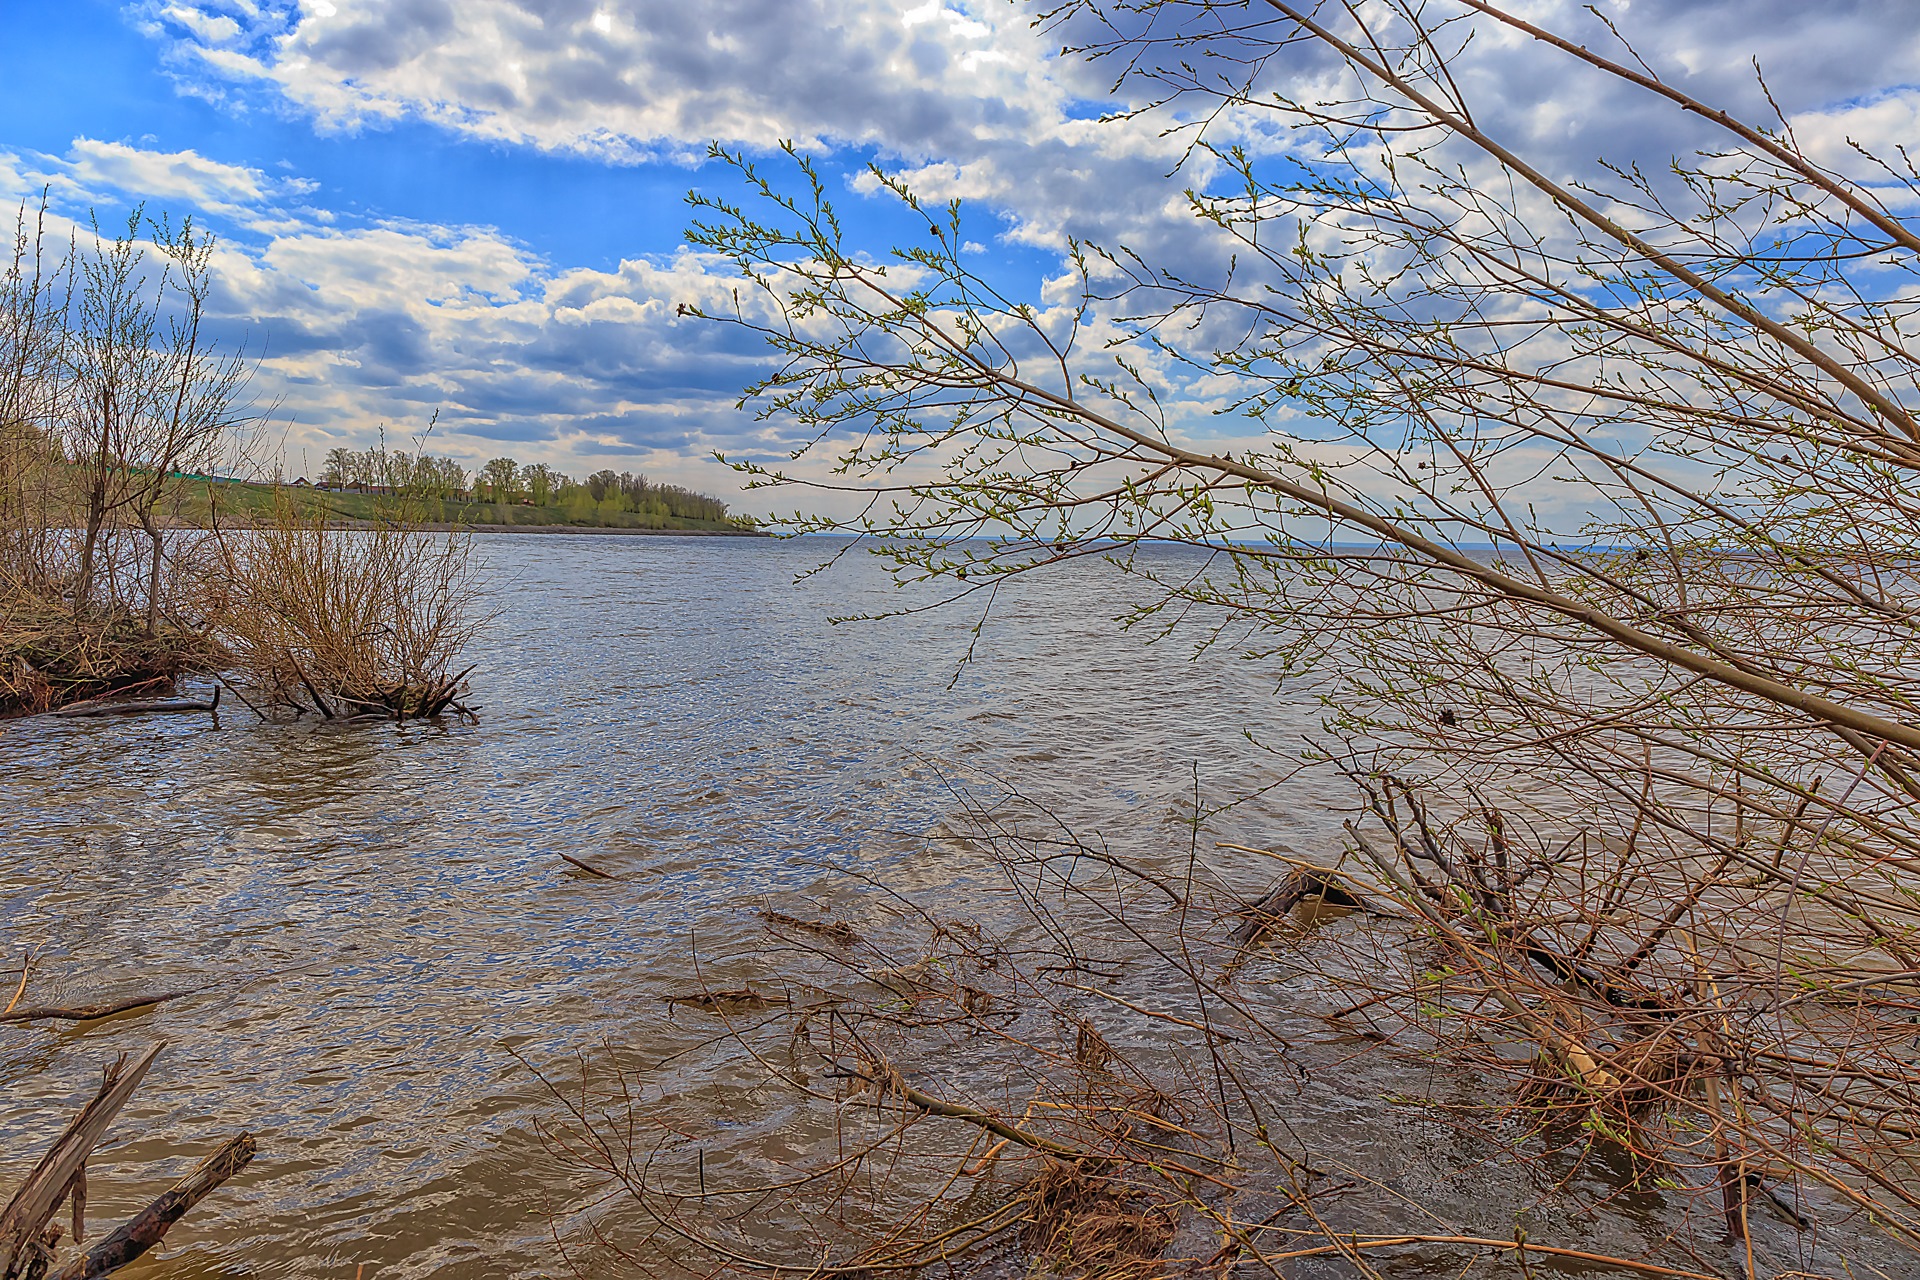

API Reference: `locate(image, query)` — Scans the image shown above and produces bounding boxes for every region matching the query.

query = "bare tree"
[0,193,70,600]
[121,214,254,635]
[60,209,155,616]
[52,208,253,627]
[678,0,1920,1271]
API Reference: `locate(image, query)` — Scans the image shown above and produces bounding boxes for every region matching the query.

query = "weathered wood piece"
[214,678,269,722]
[49,1134,255,1280]
[664,988,789,1013]
[0,994,191,1026]
[49,687,218,719]
[1230,868,1372,947]
[557,852,617,879]
[0,1046,163,1280]
[758,908,861,948]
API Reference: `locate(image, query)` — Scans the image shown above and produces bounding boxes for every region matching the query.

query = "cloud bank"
[14,0,1913,502]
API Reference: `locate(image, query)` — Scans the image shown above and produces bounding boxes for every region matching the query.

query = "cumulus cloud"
[222,228,798,489]
[163,5,243,44]
[5,136,789,497]
[143,0,1196,248]
[5,137,315,229]
[134,0,1920,285]
[70,0,1920,508]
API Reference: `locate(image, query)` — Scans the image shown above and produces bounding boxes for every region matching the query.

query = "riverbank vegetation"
[0,202,490,720]
[0,203,243,716]
[212,490,488,720]
[650,1,1920,1275]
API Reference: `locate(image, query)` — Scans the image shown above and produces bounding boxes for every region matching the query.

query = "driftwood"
[213,677,269,722]
[557,852,617,880]
[283,659,474,721]
[422,665,476,718]
[758,908,862,948]
[1230,868,1374,948]
[48,1134,254,1280]
[0,1046,162,1280]
[0,993,191,1026]
[664,988,789,1014]
[49,688,219,719]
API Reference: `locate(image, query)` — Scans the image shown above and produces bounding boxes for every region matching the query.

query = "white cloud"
[69,138,270,213]
[13,138,317,225]
[164,5,242,43]
[83,0,1920,511]
[138,1,1920,281]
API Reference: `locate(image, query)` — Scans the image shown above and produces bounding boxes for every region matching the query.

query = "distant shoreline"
[426,522,771,537]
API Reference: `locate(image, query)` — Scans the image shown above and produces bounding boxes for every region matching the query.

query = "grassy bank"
[189,479,763,535]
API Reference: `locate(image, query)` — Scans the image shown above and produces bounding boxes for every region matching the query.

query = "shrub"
[217,490,489,719]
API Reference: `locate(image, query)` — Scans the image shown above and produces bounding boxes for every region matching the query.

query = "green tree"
[481,456,519,503]
[321,447,351,488]
[521,462,557,506]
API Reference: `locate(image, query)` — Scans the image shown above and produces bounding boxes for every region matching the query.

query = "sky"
[2,0,1917,511]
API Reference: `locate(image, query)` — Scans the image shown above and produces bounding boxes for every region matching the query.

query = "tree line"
[319,447,730,522]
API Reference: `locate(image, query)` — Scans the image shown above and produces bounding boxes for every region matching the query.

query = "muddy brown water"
[0,537,1895,1277]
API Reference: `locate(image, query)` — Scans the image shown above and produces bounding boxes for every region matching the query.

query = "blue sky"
[3,0,1916,509]
[2,0,1094,496]
[3,1,1058,275]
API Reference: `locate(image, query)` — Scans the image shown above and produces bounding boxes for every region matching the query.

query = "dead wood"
[0,1045,162,1280]
[757,908,861,947]
[49,688,218,719]
[49,1134,254,1280]
[1019,1161,1177,1279]
[0,992,191,1025]
[1230,868,1373,947]
[838,1060,1100,1163]
[213,677,268,722]
[664,988,789,1014]
[286,652,333,719]
[557,852,617,880]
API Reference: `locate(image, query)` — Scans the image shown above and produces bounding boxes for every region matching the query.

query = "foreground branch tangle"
[620,1,1920,1276]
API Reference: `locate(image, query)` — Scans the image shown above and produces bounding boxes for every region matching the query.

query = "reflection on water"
[3,536,1353,1278]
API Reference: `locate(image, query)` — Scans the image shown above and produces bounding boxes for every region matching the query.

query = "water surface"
[3,535,1353,1276]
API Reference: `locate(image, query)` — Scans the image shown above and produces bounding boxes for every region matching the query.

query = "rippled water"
[4,535,1366,1277]
[7,534,1899,1280]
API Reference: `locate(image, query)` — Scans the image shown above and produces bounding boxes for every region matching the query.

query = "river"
[3,535,1363,1276]
[2,534,1888,1278]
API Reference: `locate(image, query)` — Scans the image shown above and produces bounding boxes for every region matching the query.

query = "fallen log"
[1,1046,162,1280]
[49,1134,255,1280]
[0,993,192,1026]
[50,688,218,719]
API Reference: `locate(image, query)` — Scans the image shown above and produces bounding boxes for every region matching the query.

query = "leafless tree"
[0,193,69,601]
[667,1,1920,1273]
[121,214,253,636]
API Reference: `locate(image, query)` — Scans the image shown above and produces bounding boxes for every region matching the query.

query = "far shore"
[425,522,770,537]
